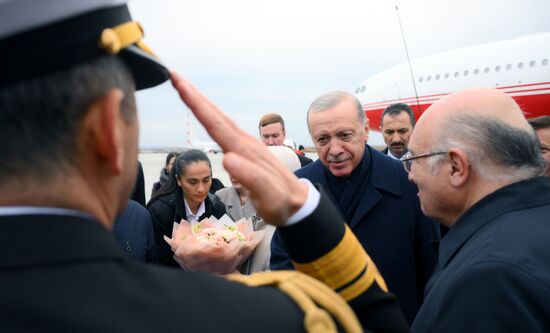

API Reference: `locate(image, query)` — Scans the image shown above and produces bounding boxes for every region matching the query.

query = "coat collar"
[184,198,206,223]
[438,176,550,268]
[298,145,405,227]
[0,213,127,269]
[369,145,404,196]
[350,146,403,227]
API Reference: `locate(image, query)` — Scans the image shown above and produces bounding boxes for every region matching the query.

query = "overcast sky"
[128,0,550,148]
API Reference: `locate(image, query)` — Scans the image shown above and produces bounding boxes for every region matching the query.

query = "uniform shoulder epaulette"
[226,270,362,333]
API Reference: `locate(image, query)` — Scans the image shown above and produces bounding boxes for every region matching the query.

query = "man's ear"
[448,148,470,187]
[84,88,125,175]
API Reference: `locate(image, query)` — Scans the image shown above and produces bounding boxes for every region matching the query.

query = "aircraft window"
[529,60,536,68]
[427,75,431,81]
[517,62,524,69]
[454,71,459,78]
[484,67,490,74]
[444,73,450,79]
[473,69,479,75]
[543,59,548,66]
[495,65,501,72]
[506,64,512,71]
[360,86,366,93]
[419,77,423,83]
[354,87,360,93]
[435,74,440,80]
[463,70,469,76]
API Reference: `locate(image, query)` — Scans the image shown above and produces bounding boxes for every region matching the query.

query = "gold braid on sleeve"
[226,271,362,333]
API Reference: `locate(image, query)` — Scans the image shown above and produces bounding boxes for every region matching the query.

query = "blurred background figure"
[217,145,301,274]
[258,112,313,167]
[380,103,416,159]
[297,144,306,156]
[216,176,256,222]
[268,145,301,172]
[113,200,156,263]
[528,115,550,178]
[151,151,178,198]
[147,150,226,266]
[247,145,301,273]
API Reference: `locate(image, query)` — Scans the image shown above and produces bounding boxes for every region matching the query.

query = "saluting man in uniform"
[0,1,408,332]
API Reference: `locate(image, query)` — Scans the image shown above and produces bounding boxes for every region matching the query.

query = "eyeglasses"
[401,151,447,173]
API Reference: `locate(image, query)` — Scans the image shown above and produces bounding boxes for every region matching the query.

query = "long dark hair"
[147,149,212,207]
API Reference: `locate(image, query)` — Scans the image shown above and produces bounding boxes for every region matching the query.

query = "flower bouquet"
[164,215,265,275]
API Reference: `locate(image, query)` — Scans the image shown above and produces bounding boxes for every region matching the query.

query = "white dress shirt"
[184,199,206,223]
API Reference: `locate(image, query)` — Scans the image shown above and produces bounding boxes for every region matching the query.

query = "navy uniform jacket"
[0,190,409,332]
[412,177,550,332]
[271,145,439,324]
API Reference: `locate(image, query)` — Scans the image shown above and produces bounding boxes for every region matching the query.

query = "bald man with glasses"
[404,89,550,332]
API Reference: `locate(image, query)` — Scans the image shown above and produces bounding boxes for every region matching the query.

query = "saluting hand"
[170,72,308,226]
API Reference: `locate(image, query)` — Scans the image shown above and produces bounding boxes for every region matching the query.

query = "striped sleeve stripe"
[293,226,388,301]
[340,255,388,301]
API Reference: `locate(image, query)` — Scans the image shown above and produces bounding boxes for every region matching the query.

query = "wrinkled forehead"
[382,112,414,129]
[309,100,361,126]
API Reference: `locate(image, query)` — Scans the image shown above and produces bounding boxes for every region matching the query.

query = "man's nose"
[391,133,402,144]
[197,183,206,193]
[328,139,343,154]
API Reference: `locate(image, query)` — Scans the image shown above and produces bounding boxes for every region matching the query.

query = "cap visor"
[121,44,169,90]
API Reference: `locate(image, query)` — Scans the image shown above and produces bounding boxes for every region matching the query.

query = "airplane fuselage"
[355,33,550,130]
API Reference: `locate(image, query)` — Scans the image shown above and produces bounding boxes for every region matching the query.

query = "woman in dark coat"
[147,150,226,267]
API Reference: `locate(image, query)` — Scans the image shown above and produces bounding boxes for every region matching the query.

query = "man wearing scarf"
[270,91,440,325]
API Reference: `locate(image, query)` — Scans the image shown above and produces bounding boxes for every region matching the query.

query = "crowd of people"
[1,0,550,332]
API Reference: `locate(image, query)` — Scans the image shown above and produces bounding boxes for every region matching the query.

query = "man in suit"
[259,112,313,167]
[0,1,409,332]
[528,115,550,178]
[271,91,439,324]
[216,146,300,274]
[407,89,550,332]
[381,103,416,159]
